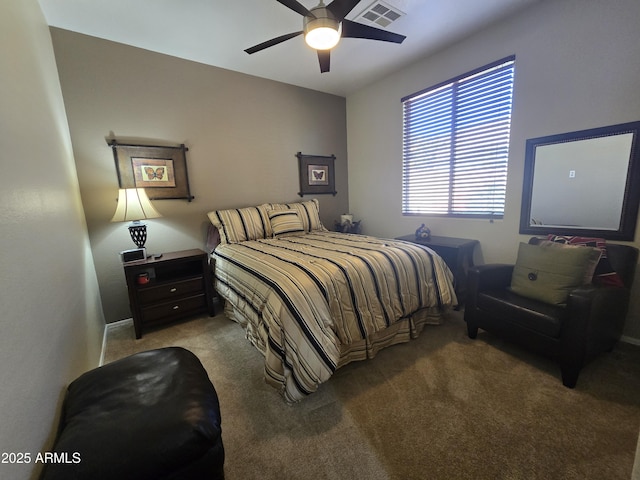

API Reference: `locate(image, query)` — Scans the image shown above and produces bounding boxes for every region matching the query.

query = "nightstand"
[123,249,216,339]
[395,235,479,306]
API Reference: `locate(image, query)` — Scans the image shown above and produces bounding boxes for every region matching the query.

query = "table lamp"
[111,188,162,252]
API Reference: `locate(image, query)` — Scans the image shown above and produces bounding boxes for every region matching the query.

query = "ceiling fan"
[245,0,406,73]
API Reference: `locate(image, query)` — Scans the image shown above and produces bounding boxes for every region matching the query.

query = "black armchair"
[464,239,638,388]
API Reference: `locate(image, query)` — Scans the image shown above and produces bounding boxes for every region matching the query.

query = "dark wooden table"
[395,234,479,306]
[123,249,216,338]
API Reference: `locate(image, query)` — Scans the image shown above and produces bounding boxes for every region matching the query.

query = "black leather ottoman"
[40,347,224,480]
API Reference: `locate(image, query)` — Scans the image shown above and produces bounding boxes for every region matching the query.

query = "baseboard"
[621,335,640,347]
[100,318,134,366]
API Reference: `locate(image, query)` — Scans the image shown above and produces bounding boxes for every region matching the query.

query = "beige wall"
[0,2,105,479]
[347,0,640,339]
[50,29,349,324]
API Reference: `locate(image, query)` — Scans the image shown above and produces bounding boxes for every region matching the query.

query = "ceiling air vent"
[354,1,405,28]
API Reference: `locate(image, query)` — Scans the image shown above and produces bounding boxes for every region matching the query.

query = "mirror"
[520,121,640,240]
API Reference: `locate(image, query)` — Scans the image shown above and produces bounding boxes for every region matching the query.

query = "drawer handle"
[170,288,177,293]
[172,305,180,310]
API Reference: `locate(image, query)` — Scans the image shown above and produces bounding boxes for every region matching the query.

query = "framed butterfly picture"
[109,140,194,201]
[296,152,337,197]
[132,158,176,188]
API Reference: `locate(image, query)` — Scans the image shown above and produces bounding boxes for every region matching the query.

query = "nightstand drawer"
[138,276,204,304]
[141,294,207,323]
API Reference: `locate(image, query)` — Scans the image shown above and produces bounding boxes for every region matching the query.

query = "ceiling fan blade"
[245,31,303,54]
[327,0,361,21]
[341,19,406,43]
[276,0,315,17]
[317,50,331,73]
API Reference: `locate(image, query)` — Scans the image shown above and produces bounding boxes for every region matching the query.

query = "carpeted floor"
[104,309,640,480]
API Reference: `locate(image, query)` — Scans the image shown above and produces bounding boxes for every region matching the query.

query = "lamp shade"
[111,188,161,223]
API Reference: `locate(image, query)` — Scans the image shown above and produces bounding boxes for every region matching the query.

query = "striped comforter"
[213,231,457,402]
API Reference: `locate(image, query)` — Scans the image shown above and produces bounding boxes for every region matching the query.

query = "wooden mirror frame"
[519,121,640,241]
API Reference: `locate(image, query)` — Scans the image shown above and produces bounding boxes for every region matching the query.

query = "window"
[401,56,515,218]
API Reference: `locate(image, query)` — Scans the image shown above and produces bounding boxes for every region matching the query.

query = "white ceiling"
[38,0,538,97]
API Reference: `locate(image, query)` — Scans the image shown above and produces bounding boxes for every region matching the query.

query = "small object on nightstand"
[340,214,353,224]
[415,223,431,241]
[154,253,163,259]
[120,247,147,263]
[335,217,361,234]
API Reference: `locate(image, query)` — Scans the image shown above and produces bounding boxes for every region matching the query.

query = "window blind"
[402,56,515,218]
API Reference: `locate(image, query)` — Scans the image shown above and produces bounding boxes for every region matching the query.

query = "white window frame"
[401,56,515,218]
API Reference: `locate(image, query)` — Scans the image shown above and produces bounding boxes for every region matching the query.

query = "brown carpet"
[104,309,640,480]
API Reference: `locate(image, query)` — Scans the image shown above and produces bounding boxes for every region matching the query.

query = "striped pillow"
[267,199,325,233]
[268,210,305,238]
[207,206,271,244]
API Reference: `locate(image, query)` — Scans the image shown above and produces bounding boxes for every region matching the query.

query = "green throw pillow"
[510,242,601,305]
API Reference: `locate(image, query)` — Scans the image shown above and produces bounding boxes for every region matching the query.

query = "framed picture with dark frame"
[109,140,194,201]
[297,152,337,197]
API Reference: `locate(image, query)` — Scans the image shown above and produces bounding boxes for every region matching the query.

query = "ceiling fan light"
[304,9,341,50]
[305,26,340,50]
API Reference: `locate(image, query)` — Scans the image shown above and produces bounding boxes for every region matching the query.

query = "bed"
[208,199,457,402]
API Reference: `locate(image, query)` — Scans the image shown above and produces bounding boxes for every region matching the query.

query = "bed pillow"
[207,206,271,244]
[534,241,601,284]
[267,199,325,234]
[545,235,624,287]
[510,242,602,305]
[268,210,305,238]
[258,203,286,238]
